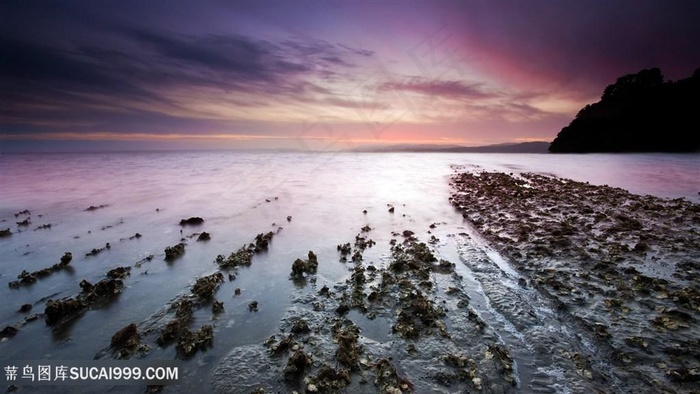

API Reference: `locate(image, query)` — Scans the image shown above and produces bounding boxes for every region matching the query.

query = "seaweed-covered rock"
[290,319,310,334]
[290,252,319,278]
[283,349,312,381]
[164,243,186,261]
[192,273,224,300]
[111,323,141,358]
[176,324,213,358]
[80,278,125,303]
[106,266,131,279]
[44,298,86,325]
[307,251,319,272]
[216,247,254,268]
[308,364,351,392]
[59,252,72,266]
[212,300,224,314]
[157,320,182,347]
[8,253,73,288]
[334,323,361,370]
[337,243,352,259]
[157,299,194,347]
[375,358,412,393]
[253,231,274,252]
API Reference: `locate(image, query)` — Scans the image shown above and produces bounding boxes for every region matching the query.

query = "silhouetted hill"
[357,141,550,153]
[441,141,550,153]
[549,68,700,153]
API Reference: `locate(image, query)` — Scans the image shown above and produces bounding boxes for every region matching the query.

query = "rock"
[1,326,19,339]
[192,273,224,299]
[17,304,32,313]
[111,323,140,354]
[212,300,224,314]
[44,298,86,325]
[307,251,318,272]
[335,304,349,315]
[249,301,259,312]
[253,232,275,252]
[290,252,319,278]
[59,252,72,266]
[179,217,204,226]
[375,358,412,393]
[164,243,186,261]
[176,324,214,358]
[283,349,312,381]
[4,253,74,289]
[106,266,131,279]
[85,205,109,211]
[14,209,30,217]
[197,232,211,241]
[334,324,360,369]
[337,243,352,258]
[0,228,11,237]
[80,278,125,303]
[290,319,310,334]
[157,320,182,347]
[216,247,254,268]
[667,367,700,382]
[307,364,351,392]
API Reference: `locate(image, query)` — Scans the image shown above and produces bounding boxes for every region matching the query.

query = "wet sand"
[450,169,700,393]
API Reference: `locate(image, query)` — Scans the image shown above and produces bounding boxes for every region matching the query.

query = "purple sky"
[2,0,699,151]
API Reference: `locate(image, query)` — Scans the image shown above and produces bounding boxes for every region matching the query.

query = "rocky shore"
[212,229,519,393]
[450,169,700,392]
[2,162,698,394]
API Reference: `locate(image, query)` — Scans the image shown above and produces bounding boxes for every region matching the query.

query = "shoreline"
[1,160,698,393]
[450,170,700,392]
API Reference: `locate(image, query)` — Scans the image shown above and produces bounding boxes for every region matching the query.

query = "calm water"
[0,151,698,392]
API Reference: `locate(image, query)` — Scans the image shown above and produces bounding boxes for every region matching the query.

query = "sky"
[2,0,700,152]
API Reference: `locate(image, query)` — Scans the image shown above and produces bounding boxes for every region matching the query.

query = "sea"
[0,151,698,392]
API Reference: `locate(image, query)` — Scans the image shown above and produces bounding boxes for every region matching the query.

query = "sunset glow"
[2,1,699,151]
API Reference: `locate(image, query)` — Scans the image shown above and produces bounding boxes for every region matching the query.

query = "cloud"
[379,78,495,100]
[0,27,374,135]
